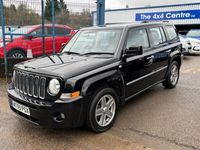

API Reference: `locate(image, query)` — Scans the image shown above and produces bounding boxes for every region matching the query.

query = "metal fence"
[0,0,99,77]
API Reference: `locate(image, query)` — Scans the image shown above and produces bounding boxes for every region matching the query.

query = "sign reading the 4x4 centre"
[136,10,200,21]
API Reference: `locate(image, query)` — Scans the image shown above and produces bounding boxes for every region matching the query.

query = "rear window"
[165,26,178,41]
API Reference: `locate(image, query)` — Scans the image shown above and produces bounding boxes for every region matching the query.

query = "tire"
[163,61,180,89]
[7,49,26,58]
[86,87,119,133]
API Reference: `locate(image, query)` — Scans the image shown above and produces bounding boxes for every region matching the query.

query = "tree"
[68,9,92,29]
[10,4,16,12]
[2,4,41,26]
[56,0,70,24]
[59,0,67,10]
[45,0,60,22]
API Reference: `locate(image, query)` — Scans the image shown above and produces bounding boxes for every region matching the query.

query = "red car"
[0,24,75,58]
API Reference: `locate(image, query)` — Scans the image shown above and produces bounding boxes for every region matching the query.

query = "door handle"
[144,55,154,66]
[166,49,171,53]
[146,55,154,60]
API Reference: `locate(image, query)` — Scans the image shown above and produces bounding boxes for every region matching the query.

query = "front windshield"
[62,29,122,55]
[187,30,200,37]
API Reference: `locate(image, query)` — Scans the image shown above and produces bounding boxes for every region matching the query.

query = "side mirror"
[25,36,33,40]
[28,36,33,40]
[124,46,143,57]
[61,43,66,50]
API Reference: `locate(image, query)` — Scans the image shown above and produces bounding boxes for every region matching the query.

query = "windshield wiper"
[63,51,81,55]
[81,52,114,56]
[56,53,64,64]
[46,54,55,63]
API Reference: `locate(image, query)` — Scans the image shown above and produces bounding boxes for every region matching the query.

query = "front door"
[123,28,153,99]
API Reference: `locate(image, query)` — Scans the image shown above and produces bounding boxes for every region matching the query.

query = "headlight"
[12,70,15,83]
[48,79,60,96]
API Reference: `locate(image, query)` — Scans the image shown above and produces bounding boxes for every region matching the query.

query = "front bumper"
[8,87,87,128]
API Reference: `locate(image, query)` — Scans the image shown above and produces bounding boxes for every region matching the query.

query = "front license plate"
[12,101,30,116]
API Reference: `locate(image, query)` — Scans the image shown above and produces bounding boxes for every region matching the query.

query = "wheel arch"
[7,47,26,57]
[165,54,182,78]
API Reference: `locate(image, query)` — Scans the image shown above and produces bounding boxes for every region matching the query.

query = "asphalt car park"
[0,55,200,150]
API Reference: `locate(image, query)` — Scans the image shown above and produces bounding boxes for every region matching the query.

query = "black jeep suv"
[8,22,182,132]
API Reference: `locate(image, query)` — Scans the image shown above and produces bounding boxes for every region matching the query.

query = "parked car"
[186,38,200,55]
[179,35,192,55]
[0,24,75,58]
[8,22,182,132]
[186,29,200,40]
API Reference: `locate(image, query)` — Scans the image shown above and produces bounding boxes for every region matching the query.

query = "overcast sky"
[105,0,200,9]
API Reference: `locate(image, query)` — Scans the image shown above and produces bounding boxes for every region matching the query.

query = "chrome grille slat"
[22,73,25,93]
[28,75,33,96]
[14,71,46,99]
[39,77,46,99]
[19,72,23,93]
[24,74,28,95]
[15,72,18,90]
[33,76,39,98]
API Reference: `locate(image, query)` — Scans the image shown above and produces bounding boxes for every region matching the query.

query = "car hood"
[187,38,200,42]
[15,54,118,79]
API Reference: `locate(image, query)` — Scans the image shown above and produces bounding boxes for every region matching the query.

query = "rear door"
[144,26,171,83]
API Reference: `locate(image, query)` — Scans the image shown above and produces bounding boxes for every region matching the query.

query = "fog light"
[53,112,65,123]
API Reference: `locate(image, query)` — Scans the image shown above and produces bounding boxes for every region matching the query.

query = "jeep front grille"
[14,71,46,99]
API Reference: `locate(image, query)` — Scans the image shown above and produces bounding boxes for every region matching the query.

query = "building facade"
[93,3,200,33]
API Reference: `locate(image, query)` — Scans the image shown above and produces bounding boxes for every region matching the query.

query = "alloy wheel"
[95,94,116,127]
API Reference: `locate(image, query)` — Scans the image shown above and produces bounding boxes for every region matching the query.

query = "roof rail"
[142,20,170,23]
[105,22,132,25]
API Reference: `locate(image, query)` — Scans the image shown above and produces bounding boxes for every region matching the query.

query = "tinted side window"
[149,27,163,46]
[47,27,52,35]
[160,27,167,42]
[63,28,71,35]
[126,29,149,50]
[30,27,48,36]
[55,27,64,35]
[31,28,42,35]
[165,26,178,41]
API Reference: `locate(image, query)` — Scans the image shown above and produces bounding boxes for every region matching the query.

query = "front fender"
[81,70,125,100]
